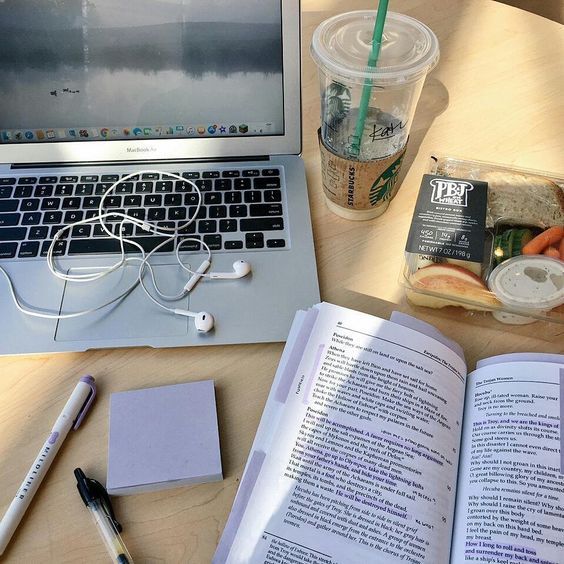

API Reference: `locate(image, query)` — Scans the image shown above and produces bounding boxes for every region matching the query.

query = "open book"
[214,303,564,564]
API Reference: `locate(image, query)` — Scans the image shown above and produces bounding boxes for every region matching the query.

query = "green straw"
[348,0,389,158]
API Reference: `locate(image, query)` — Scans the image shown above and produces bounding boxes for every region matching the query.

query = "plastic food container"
[401,155,564,325]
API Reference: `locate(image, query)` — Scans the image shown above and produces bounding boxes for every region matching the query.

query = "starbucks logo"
[323,82,351,130]
[369,151,405,205]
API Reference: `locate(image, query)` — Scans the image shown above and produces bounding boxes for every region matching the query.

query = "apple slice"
[407,263,501,311]
[445,258,482,276]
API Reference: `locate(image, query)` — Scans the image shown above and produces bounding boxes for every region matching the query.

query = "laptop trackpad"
[55,263,190,342]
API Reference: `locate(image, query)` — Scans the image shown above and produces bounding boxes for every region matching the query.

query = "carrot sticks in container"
[522,225,564,259]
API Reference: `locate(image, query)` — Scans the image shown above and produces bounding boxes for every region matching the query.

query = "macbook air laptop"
[0,0,319,355]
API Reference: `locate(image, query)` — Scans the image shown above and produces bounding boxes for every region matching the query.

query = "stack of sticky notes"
[107,380,222,495]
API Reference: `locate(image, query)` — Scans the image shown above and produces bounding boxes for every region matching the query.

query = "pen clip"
[74,468,123,532]
[73,376,97,430]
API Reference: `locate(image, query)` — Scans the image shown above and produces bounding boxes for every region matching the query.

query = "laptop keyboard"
[0,168,288,260]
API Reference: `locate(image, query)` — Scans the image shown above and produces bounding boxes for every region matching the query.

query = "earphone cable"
[2,170,205,319]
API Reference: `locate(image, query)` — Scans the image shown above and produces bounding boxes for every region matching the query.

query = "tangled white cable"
[0,170,252,332]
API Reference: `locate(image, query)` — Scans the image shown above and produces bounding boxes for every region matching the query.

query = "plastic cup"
[487,255,564,324]
[311,11,439,220]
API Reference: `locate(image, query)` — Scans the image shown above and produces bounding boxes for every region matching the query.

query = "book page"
[451,362,564,564]
[218,303,467,564]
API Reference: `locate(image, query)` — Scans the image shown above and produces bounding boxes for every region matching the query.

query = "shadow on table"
[338,289,564,353]
[395,77,450,190]
[495,0,563,24]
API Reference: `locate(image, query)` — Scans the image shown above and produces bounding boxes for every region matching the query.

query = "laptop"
[0,0,319,355]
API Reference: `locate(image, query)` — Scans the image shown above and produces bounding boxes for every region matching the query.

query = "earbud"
[173,309,215,332]
[193,311,215,332]
[182,259,251,292]
[209,260,252,280]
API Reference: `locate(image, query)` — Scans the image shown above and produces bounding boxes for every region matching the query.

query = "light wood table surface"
[1,1,563,562]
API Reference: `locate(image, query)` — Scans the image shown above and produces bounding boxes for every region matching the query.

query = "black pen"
[74,468,133,564]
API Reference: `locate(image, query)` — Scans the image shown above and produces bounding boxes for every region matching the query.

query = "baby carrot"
[522,226,564,255]
[543,245,560,259]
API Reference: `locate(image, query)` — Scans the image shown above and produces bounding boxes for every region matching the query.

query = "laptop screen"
[0,0,284,145]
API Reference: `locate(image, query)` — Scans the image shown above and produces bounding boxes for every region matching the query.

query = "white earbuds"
[172,260,251,332]
[183,259,251,292]
[0,168,253,334]
[193,311,215,333]
[209,260,252,280]
[174,309,215,332]
[173,260,251,331]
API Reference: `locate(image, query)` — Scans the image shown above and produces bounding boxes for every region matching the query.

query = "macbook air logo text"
[126,147,157,153]
[430,178,473,207]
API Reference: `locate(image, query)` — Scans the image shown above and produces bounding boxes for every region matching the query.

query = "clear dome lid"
[311,11,440,85]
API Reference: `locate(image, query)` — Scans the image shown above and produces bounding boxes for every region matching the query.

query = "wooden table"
[1,1,563,562]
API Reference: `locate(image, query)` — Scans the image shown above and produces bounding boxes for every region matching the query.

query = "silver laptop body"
[0,0,319,355]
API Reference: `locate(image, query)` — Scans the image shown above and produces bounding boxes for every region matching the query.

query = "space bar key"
[69,237,174,255]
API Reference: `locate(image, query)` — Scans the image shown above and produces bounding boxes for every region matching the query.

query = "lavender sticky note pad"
[107,380,222,495]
